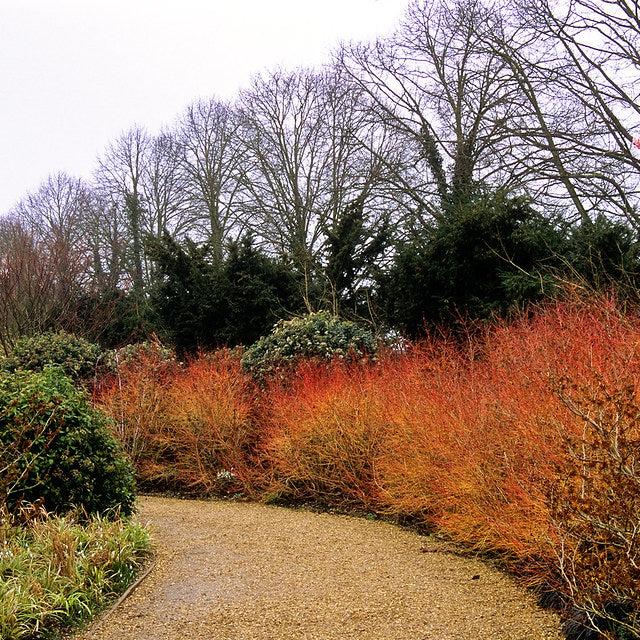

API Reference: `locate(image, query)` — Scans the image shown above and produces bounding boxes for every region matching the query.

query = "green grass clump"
[0,509,150,639]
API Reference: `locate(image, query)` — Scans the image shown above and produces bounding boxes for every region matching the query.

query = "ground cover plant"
[0,506,150,640]
[97,298,640,638]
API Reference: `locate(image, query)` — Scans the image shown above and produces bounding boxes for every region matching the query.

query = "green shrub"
[0,367,135,516]
[241,311,377,381]
[376,191,565,337]
[103,339,175,371]
[1,331,102,384]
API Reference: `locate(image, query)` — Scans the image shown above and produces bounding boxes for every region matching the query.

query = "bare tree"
[82,189,128,292]
[96,126,150,293]
[13,173,94,286]
[462,1,603,225]
[236,66,391,307]
[340,0,525,228]
[236,68,327,278]
[510,0,640,228]
[141,131,191,239]
[176,98,245,262]
[0,174,101,344]
[0,216,70,350]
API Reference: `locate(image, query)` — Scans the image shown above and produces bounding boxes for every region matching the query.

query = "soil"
[76,496,563,640]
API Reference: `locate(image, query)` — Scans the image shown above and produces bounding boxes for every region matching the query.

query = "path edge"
[73,557,157,637]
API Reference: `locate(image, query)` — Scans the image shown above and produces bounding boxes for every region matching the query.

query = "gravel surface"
[77,496,563,640]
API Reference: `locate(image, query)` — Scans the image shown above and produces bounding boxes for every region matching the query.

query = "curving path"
[77,496,562,640]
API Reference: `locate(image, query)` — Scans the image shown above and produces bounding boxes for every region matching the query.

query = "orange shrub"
[95,296,640,635]
[259,362,388,508]
[257,297,640,634]
[97,349,259,496]
[374,341,471,520]
[160,352,260,495]
[376,297,640,633]
[550,375,640,636]
[96,345,177,483]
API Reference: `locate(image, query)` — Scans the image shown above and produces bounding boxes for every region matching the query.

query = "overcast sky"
[0,0,408,214]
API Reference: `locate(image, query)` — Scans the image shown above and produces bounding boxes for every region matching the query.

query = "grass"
[0,507,150,639]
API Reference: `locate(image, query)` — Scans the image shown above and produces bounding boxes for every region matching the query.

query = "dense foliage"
[103,339,175,372]
[4,0,640,635]
[241,311,378,381]
[1,331,103,384]
[147,234,302,357]
[3,0,640,354]
[378,192,640,337]
[98,349,257,495]
[323,196,389,316]
[565,215,640,292]
[0,367,135,516]
[377,192,557,334]
[97,297,640,639]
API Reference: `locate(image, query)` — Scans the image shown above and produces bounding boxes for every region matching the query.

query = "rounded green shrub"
[103,339,175,373]
[1,331,102,384]
[0,367,135,516]
[241,311,377,381]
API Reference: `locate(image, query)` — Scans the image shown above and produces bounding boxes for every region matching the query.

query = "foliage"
[84,289,159,349]
[255,297,640,637]
[1,331,103,385]
[102,339,175,375]
[93,296,639,637]
[323,196,389,316]
[0,507,150,640]
[260,362,387,508]
[378,190,640,339]
[223,236,303,346]
[146,233,302,357]
[378,190,564,337]
[0,367,135,516]
[158,353,260,495]
[93,344,177,478]
[146,234,224,358]
[564,215,640,292]
[241,311,378,382]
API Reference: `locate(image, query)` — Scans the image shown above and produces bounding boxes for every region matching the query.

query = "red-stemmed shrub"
[96,343,177,484]
[95,296,640,636]
[258,361,388,508]
[256,296,640,635]
[159,352,260,495]
[377,297,640,635]
[97,349,259,496]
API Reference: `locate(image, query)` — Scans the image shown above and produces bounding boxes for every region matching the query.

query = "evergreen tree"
[377,190,565,337]
[146,234,224,357]
[565,215,640,291]
[146,234,301,355]
[223,236,303,345]
[324,196,388,317]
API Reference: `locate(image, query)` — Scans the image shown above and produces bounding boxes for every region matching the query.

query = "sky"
[0,0,408,215]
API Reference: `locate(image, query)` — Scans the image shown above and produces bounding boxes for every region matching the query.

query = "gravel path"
[77,496,562,640]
